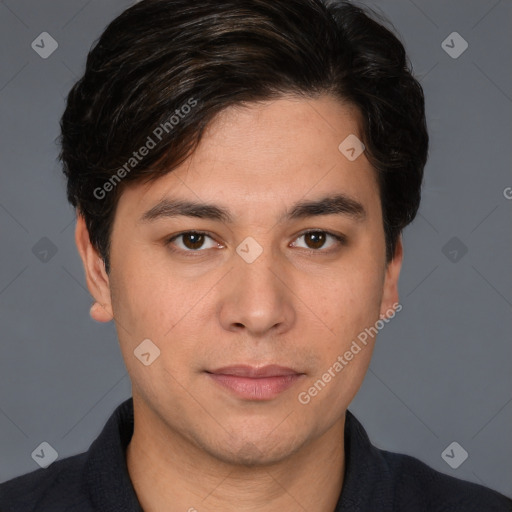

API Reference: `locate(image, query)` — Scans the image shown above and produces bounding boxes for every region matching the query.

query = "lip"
[206,365,305,401]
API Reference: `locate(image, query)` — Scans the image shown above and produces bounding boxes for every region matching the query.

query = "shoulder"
[0,452,93,512]
[344,410,512,511]
[381,449,512,511]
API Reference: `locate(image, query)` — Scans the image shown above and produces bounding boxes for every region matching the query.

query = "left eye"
[167,231,220,252]
[290,231,345,251]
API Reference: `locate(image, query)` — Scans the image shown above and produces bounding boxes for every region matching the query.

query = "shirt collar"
[84,397,143,512]
[83,397,394,511]
[335,409,395,511]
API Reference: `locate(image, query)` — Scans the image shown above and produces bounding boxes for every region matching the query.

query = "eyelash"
[164,230,347,257]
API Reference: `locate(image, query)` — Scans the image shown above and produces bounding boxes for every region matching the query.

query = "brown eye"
[304,231,327,249]
[291,230,346,252]
[181,232,206,250]
[166,231,219,253]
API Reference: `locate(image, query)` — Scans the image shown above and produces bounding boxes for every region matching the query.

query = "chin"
[201,428,306,468]
[212,443,297,468]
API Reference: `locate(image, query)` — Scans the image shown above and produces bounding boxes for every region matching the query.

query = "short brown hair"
[59,0,428,273]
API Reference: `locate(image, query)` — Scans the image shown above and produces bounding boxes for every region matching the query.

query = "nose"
[218,246,296,338]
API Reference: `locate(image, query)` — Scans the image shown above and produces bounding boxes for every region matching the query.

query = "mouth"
[205,365,305,401]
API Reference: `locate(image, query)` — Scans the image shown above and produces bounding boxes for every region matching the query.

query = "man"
[1,0,510,510]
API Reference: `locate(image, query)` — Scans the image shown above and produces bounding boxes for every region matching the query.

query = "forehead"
[117,95,380,223]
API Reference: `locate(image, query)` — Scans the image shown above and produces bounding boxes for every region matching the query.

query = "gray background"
[0,0,511,499]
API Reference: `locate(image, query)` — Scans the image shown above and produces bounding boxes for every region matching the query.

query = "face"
[76,94,402,466]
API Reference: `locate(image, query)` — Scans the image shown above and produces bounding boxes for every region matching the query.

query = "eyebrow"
[139,193,367,224]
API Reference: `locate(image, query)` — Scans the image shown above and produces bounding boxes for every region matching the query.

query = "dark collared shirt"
[0,397,510,511]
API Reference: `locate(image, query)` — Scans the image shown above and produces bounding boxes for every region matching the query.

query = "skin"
[76,94,403,512]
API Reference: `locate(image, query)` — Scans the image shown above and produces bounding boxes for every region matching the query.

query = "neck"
[126,397,346,512]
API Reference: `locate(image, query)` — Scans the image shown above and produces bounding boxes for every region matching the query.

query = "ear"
[379,234,403,319]
[75,213,114,323]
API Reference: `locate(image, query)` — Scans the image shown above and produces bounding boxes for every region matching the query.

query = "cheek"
[296,271,383,416]
[109,257,215,363]
[316,262,384,340]
[110,241,181,321]
[110,268,168,336]
[109,266,200,399]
